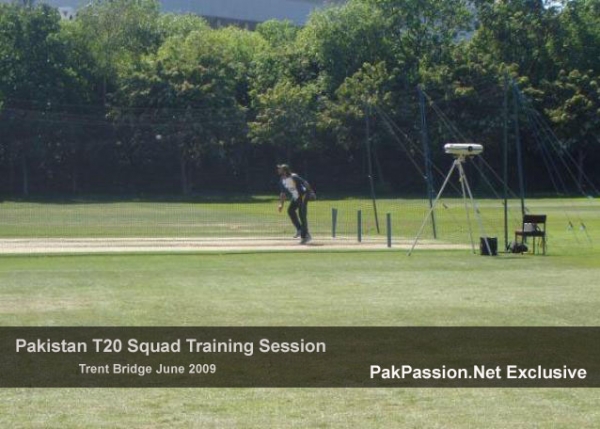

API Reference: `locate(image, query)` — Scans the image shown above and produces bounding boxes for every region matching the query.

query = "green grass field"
[1,197,599,427]
[1,196,598,251]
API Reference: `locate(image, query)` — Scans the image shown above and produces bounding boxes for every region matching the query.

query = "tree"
[114,27,265,193]
[72,0,162,104]
[296,0,391,93]
[0,3,92,195]
[320,62,395,150]
[361,0,474,85]
[542,69,600,191]
[249,80,321,161]
[471,0,560,84]
[249,20,303,101]
[550,0,600,74]
[256,19,299,49]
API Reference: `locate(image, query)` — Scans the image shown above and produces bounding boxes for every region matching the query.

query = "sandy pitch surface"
[0,236,470,255]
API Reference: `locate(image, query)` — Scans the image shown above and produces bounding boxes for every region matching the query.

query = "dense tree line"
[0,0,598,197]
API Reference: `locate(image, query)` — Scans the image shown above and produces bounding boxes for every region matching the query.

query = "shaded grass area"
[1,251,600,427]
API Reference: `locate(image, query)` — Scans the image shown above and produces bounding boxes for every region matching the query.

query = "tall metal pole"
[418,86,437,239]
[502,73,509,251]
[513,83,526,217]
[365,103,380,233]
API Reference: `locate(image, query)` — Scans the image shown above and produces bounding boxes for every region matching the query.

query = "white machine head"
[444,143,484,157]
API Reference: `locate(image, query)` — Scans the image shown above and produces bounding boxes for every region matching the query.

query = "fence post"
[357,210,362,243]
[386,213,392,248]
[332,208,338,238]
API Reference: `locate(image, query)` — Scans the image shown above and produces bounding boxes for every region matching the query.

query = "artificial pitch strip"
[0,237,468,254]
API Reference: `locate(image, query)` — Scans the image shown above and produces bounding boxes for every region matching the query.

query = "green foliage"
[156,12,210,40]
[551,0,600,74]
[0,3,97,195]
[72,0,162,102]
[361,0,474,83]
[249,80,320,157]
[321,62,395,149]
[297,0,391,92]
[471,0,559,83]
[1,0,599,196]
[112,25,266,193]
[543,69,600,152]
[256,19,299,48]
[0,3,72,101]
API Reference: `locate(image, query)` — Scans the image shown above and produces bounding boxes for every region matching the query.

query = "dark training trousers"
[287,196,309,239]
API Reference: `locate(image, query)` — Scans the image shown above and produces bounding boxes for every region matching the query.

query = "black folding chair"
[514,214,547,255]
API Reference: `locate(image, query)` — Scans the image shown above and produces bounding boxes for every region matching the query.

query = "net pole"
[365,104,380,234]
[419,86,437,239]
[503,73,509,252]
[512,83,526,217]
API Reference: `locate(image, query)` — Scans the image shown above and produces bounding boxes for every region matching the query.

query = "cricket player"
[276,164,315,244]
